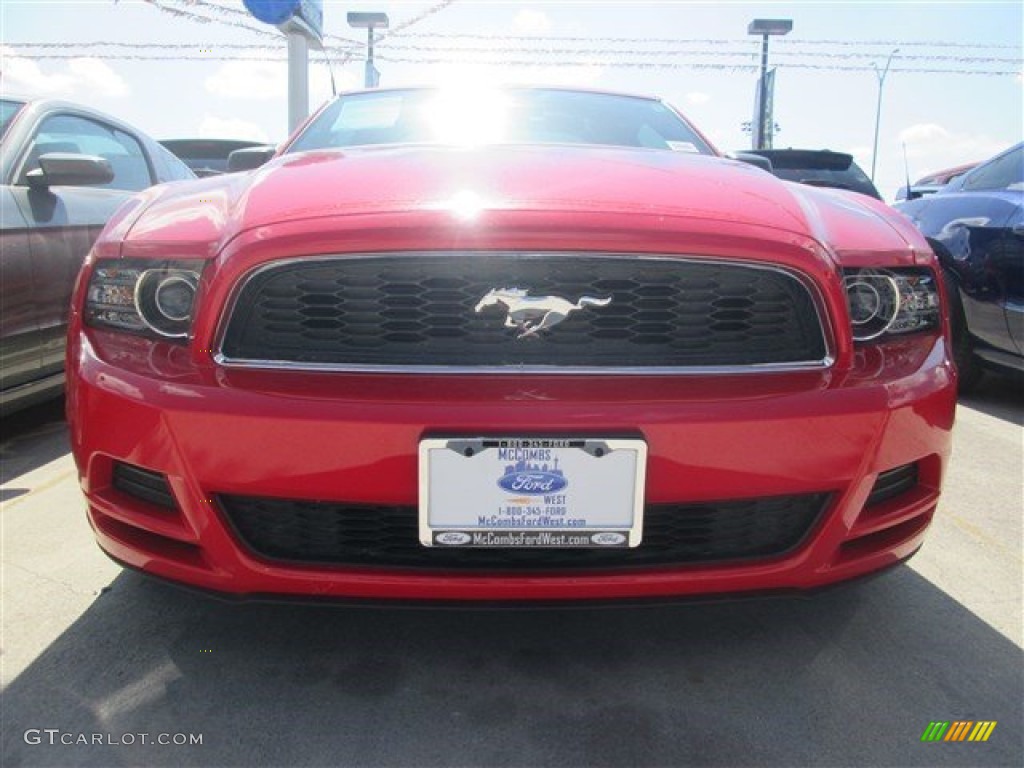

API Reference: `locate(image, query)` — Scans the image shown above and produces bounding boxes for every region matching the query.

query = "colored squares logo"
[921,721,997,742]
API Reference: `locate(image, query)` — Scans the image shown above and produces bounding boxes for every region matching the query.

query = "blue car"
[896,143,1023,391]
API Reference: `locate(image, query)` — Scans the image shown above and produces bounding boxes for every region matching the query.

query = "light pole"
[747,18,792,150]
[870,48,900,182]
[347,12,389,88]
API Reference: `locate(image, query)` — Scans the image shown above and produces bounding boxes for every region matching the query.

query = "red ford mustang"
[67,87,956,602]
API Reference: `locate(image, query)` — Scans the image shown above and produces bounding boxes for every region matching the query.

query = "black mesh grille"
[217,493,830,571]
[220,254,826,369]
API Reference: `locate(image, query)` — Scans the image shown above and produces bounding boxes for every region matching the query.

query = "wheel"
[943,270,983,393]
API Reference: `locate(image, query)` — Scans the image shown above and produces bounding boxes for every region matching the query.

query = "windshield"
[0,99,26,138]
[961,144,1023,192]
[770,165,881,199]
[757,152,881,200]
[160,139,263,174]
[286,88,714,156]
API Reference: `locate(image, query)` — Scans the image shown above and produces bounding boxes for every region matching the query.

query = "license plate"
[418,438,647,548]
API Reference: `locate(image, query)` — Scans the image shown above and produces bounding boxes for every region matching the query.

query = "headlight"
[86,259,204,339]
[843,268,940,342]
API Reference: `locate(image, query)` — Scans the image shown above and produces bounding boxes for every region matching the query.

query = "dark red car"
[67,87,956,602]
[896,161,980,202]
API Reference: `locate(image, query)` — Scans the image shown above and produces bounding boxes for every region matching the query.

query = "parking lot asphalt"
[1,380,1022,768]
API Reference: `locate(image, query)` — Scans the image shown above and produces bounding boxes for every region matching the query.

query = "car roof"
[5,97,150,134]
[915,162,979,186]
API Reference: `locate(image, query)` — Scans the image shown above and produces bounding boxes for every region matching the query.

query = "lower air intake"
[217,493,830,571]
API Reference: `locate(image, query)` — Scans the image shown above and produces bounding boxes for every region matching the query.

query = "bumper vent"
[866,463,918,507]
[219,253,828,371]
[218,493,830,571]
[112,462,178,511]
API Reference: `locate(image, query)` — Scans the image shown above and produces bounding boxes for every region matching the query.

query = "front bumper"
[67,328,956,602]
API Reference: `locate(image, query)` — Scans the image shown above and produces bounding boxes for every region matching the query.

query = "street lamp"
[747,18,792,150]
[347,12,389,89]
[870,48,900,182]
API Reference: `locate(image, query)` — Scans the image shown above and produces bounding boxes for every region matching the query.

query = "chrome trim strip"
[213,354,835,376]
[214,251,835,375]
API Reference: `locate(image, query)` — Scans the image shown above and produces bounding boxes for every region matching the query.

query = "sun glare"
[445,189,488,221]
[420,87,511,147]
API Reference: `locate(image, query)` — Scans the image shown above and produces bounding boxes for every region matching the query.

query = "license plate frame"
[418,437,647,548]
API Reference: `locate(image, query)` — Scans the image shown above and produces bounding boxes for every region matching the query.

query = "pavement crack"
[4,560,104,598]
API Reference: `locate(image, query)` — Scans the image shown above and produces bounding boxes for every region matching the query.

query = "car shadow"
[2,567,1021,767]
[0,397,69,485]
[960,375,1023,426]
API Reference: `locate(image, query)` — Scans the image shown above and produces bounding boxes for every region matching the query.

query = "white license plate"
[418,438,647,548]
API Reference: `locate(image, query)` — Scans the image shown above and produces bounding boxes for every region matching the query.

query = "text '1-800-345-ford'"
[66,87,956,602]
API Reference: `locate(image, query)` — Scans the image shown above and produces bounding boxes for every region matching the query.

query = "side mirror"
[26,153,114,189]
[227,146,276,173]
[730,152,774,173]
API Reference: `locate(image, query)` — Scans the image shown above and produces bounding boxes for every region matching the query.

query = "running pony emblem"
[474,288,612,339]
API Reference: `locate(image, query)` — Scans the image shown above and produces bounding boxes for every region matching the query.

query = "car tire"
[943,269,983,394]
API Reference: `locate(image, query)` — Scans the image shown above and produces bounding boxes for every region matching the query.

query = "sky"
[1,0,1021,201]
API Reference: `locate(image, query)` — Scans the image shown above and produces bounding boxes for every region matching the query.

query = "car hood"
[117,144,921,259]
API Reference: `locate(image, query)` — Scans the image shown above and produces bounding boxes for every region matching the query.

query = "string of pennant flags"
[10,41,1017,65]
[5,46,1018,77]
[5,0,1019,78]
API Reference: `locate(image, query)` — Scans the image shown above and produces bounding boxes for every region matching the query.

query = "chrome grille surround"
[215,252,833,374]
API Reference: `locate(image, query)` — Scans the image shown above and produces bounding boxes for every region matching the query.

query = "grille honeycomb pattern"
[220,254,826,369]
[218,493,829,570]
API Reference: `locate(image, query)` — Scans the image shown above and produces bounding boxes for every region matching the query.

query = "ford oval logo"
[497,471,568,495]
[435,531,472,546]
[591,532,627,546]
